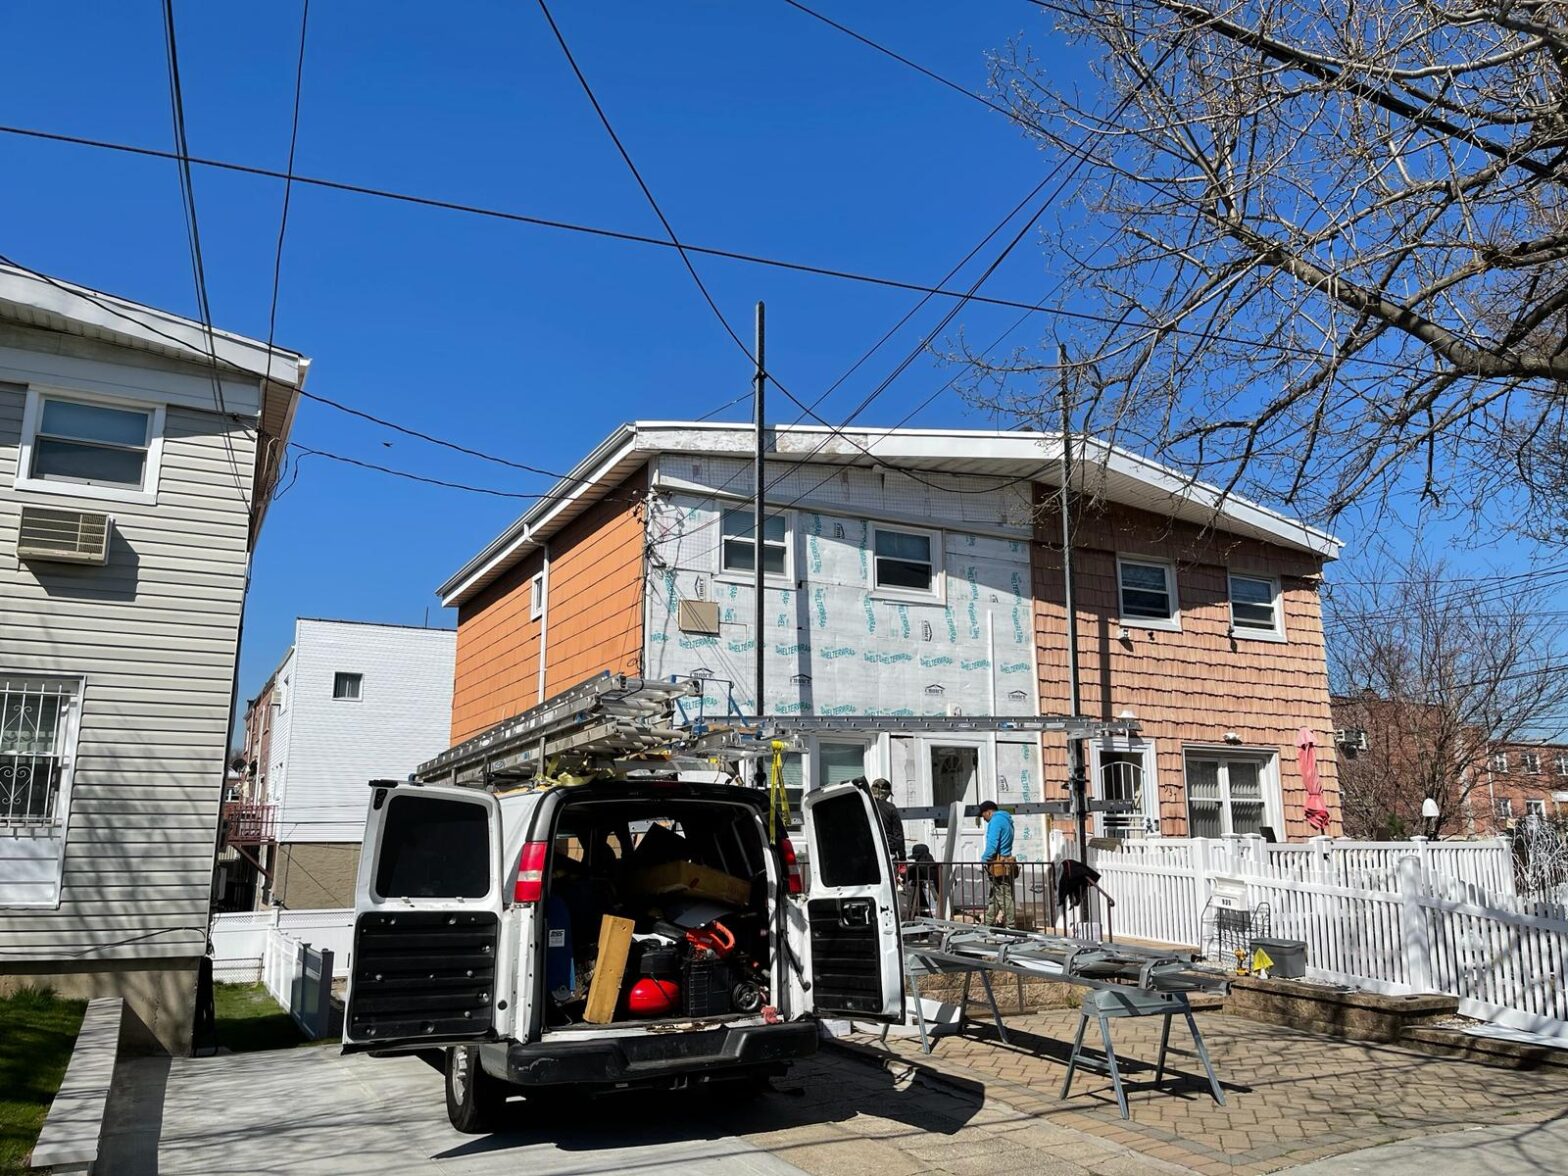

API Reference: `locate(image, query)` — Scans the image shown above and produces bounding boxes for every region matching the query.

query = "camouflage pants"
[986,876,1016,928]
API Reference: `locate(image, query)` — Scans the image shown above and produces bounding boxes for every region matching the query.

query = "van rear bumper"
[491,1021,818,1088]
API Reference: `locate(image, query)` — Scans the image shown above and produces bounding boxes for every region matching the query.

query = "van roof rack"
[416,672,1136,790]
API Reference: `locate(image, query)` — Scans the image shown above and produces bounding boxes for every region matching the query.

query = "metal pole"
[753,301,766,721]
[1060,345,1091,897]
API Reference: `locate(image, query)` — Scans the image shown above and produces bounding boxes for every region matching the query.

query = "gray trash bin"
[1249,937,1306,979]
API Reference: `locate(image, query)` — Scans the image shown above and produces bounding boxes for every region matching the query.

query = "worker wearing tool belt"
[978,800,1018,928]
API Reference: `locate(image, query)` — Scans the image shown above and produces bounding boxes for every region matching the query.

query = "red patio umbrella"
[1298,727,1331,832]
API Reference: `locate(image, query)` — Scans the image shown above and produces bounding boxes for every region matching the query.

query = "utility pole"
[753,301,766,722]
[1059,343,1089,872]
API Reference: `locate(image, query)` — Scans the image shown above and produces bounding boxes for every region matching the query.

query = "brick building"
[439,423,1344,853]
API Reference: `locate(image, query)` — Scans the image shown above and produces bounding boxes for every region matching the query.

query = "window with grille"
[1495,797,1512,819]
[0,678,78,828]
[1491,752,1509,773]
[1099,750,1155,837]
[1185,753,1272,837]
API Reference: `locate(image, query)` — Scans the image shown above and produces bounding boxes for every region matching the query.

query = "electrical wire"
[0,122,1419,374]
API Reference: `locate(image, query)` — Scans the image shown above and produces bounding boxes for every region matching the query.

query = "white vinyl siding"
[0,380,254,949]
[269,620,456,844]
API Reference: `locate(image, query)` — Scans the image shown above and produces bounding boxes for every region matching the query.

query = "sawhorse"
[1060,987,1225,1120]
[893,954,1011,1054]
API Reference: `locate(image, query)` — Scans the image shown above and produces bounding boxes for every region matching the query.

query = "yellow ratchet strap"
[769,739,790,842]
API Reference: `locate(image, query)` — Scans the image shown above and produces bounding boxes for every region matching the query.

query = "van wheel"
[444,1045,509,1134]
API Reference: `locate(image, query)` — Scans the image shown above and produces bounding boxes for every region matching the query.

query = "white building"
[243,618,455,909]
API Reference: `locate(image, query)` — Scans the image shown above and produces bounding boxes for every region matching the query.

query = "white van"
[343,774,905,1132]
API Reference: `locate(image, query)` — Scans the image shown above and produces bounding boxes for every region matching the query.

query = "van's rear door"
[343,781,503,1052]
[797,783,905,1021]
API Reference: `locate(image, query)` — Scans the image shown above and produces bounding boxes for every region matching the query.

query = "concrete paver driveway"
[100,1040,1186,1176]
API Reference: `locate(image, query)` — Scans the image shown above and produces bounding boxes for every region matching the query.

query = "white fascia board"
[0,264,306,386]
[437,424,641,606]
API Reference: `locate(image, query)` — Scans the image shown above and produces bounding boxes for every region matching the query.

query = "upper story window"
[1522,751,1542,774]
[333,672,363,701]
[1556,753,1568,776]
[1117,557,1179,629]
[529,572,545,620]
[1490,752,1509,773]
[871,525,941,598]
[720,508,790,577]
[17,389,164,505]
[1229,573,1284,640]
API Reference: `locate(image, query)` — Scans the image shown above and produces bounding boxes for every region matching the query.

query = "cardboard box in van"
[634,860,750,907]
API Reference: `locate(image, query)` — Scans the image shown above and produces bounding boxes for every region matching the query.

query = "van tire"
[444,1045,509,1134]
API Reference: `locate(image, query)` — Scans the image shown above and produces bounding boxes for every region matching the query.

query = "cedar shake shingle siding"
[451,467,647,742]
[1033,493,1341,840]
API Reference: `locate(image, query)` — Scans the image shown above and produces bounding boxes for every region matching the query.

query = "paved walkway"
[1289,1116,1568,1175]
[99,1043,1183,1176]
[849,1009,1568,1175]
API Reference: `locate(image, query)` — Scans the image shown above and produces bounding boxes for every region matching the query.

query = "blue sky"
[1,2,1560,732]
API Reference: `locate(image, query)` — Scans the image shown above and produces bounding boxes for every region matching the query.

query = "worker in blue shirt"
[978,800,1016,928]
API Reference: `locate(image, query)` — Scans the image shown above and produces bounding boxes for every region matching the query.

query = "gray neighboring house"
[0,264,306,1052]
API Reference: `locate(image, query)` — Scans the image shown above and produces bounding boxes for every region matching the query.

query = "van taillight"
[513,841,548,903]
[780,837,803,896]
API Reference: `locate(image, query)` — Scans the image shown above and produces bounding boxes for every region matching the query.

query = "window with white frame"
[529,572,545,620]
[333,672,363,701]
[1185,752,1273,837]
[1097,743,1158,837]
[1495,797,1513,819]
[1557,753,1568,776]
[1117,557,1179,628]
[816,741,867,790]
[871,525,940,596]
[720,508,790,577]
[1526,799,1547,820]
[18,390,163,500]
[1522,751,1542,773]
[0,677,80,828]
[1228,573,1284,639]
[1490,751,1509,773]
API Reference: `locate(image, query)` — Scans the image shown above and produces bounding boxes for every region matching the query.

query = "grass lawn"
[0,987,86,1175]
[212,982,317,1052]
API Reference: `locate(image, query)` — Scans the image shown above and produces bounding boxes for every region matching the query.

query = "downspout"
[537,543,551,704]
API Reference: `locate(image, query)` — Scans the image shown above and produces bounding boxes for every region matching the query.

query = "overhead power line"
[0,122,1418,373]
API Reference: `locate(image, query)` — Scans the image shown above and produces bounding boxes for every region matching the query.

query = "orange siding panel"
[450,468,647,743]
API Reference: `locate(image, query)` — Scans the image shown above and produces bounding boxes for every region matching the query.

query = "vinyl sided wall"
[1032,493,1340,840]
[450,467,648,742]
[0,328,264,1051]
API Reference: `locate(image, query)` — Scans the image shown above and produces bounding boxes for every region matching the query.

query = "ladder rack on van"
[414,671,1142,789]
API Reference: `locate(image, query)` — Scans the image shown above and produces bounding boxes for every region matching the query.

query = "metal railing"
[902,858,1116,940]
[221,802,276,845]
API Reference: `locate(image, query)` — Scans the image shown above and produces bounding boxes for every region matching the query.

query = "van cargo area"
[540,794,776,1033]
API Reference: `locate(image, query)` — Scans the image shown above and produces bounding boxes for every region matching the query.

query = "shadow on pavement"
[431,1057,987,1161]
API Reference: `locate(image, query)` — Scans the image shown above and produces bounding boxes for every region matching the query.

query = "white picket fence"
[1090,835,1568,1041]
[210,907,354,984]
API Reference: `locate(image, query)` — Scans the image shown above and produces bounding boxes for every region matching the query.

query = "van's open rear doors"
[795,783,905,1021]
[343,782,503,1052]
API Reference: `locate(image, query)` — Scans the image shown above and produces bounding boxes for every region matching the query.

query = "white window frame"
[1182,747,1282,838]
[1495,797,1513,819]
[332,672,363,702]
[1089,737,1160,837]
[1526,799,1547,820]
[869,523,945,603]
[0,673,85,910]
[715,506,795,585]
[1522,751,1541,774]
[1491,752,1509,773]
[14,386,166,506]
[813,737,873,792]
[1116,556,1181,632]
[1227,571,1285,642]
[529,571,545,621]
[1556,753,1568,777]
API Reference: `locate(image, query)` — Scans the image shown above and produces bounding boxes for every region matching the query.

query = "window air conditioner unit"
[1334,727,1369,752]
[17,506,111,565]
